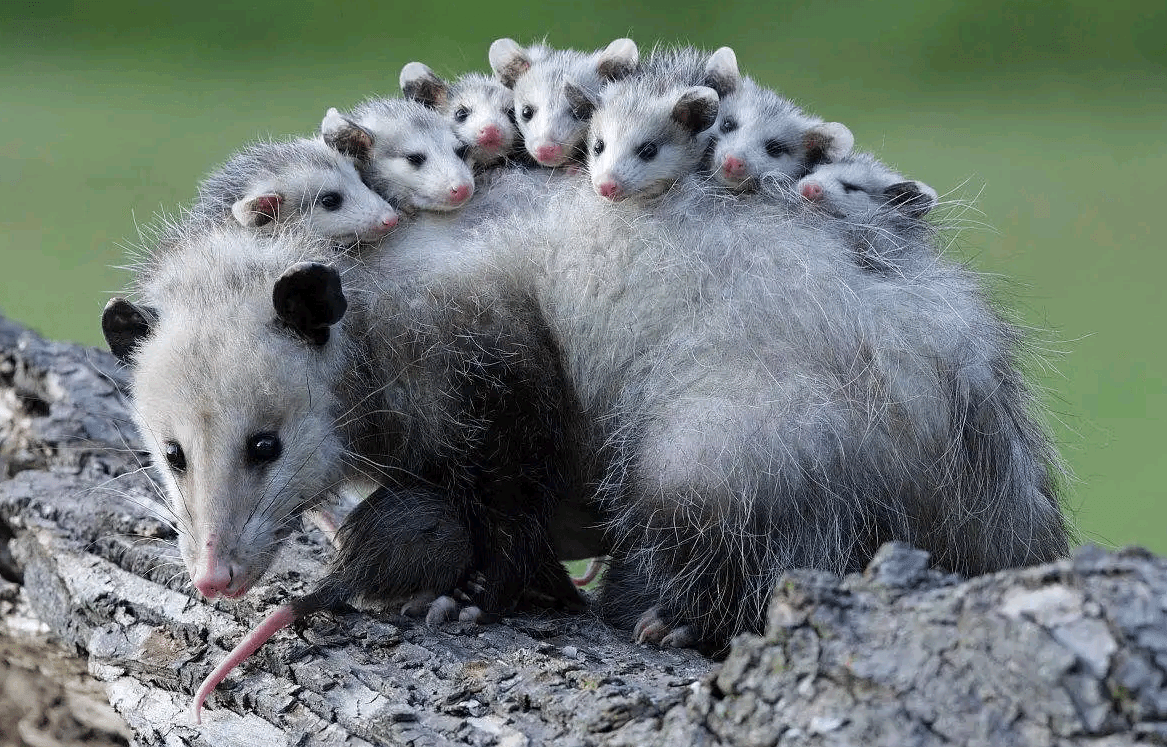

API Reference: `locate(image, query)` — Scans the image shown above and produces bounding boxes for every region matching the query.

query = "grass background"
[1,0,1163,552]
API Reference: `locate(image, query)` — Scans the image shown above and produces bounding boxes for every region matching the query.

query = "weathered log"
[3,313,1166,746]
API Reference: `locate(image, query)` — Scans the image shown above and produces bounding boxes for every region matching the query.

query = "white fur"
[798,153,938,219]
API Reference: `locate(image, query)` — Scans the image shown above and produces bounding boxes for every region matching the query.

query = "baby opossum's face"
[447,76,517,167]
[587,84,718,202]
[364,120,475,213]
[133,316,345,599]
[797,159,937,220]
[232,158,399,244]
[711,83,853,192]
[491,38,638,168]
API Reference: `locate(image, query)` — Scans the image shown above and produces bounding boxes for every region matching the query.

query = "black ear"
[400,62,449,109]
[564,79,597,121]
[671,86,719,135]
[272,262,347,345]
[102,297,154,365]
[884,180,938,218]
[321,108,375,162]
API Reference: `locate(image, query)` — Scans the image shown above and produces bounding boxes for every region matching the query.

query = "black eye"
[164,441,186,473]
[453,106,470,123]
[720,117,737,134]
[406,152,427,168]
[455,143,470,160]
[521,104,534,121]
[247,432,282,465]
[636,142,658,161]
[764,140,788,158]
[592,139,605,156]
[840,181,863,193]
[319,191,343,211]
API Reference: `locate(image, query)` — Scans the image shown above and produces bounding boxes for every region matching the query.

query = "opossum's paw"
[424,595,461,626]
[633,606,698,648]
[402,592,494,627]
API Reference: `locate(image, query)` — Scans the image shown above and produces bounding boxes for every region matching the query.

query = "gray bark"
[2,313,1165,746]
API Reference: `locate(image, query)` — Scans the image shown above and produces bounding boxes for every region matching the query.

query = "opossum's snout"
[447,182,474,206]
[191,539,253,598]
[800,180,823,202]
[595,178,624,201]
[721,154,747,181]
[477,124,504,148]
[533,141,566,167]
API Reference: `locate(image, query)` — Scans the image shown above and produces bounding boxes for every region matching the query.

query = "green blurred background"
[1,1,1163,552]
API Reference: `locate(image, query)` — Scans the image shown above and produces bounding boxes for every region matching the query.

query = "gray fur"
[190,137,399,245]
[321,99,476,214]
[490,38,638,167]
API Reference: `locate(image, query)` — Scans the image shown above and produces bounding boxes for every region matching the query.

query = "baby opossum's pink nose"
[449,183,473,204]
[800,182,823,201]
[477,125,503,148]
[382,212,399,229]
[722,155,747,179]
[597,180,622,200]
[536,143,563,165]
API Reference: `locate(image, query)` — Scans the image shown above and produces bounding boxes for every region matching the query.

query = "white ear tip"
[711,46,738,69]
[400,61,432,85]
[606,37,638,59]
[823,122,854,159]
[321,108,346,133]
[489,38,521,65]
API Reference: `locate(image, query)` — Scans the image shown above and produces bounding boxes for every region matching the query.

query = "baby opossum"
[190,137,399,245]
[798,153,939,276]
[704,47,854,191]
[400,62,519,168]
[320,100,476,214]
[579,47,723,202]
[488,37,639,167]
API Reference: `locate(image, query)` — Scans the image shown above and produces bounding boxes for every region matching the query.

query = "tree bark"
[2,314,1164,746]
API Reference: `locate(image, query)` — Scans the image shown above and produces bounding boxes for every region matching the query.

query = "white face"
[797,160,935,219]
[447,79,517,167]
[711,92,816,191]
[364,118,476,212]
[133,311,345,599]
[275,158,399,243]
[512,66,595,168]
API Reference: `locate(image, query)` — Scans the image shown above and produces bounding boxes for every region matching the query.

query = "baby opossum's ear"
[272,262,347,346]
[804,122,854,164]
[563,79,597,121]
[671,86,719,135]
[101,298,155,365]
[400,62,449,109]
[596,38,638,82]
[321,107,374,163]
[231,193,282,228]
[490,38,532,88]
[884,180,938,218]
[703,46,740,97]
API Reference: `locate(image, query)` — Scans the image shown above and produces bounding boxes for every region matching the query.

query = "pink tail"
[191,604,299,723]
[572,557,607,587]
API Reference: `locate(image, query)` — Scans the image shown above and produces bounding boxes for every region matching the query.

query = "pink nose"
[535,143,563,165]
[449,183,473,204]
[598,180,622,200]
[478,125,502,147]
[722,155,746,179]
[193,553,234,598]
[382,213,399,228]
[800,182,823,201]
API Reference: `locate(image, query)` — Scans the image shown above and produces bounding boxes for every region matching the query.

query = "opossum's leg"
[303,483,371,546]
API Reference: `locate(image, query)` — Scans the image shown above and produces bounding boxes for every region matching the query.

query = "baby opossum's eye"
[720,117,737,134]
[840,181,862,194]
[453,106,471,123]
[319,192,343,211]
[164,441,187,473]
[521,104,535,122]
[454,143,470,160]
[635,142,659,161]
[246,432,282,465]
[592,139,605,156]
[406,152,428,168]
[764,140,789,158]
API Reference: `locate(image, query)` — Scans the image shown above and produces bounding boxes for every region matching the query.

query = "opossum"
[320,100,476,214]
[704,47,854,191]
[190,137,399,245]
[104,219,587,714]
[400,62,519,168]
[488,37,639,167]
[797,153,939,276]
[579,47,722,202]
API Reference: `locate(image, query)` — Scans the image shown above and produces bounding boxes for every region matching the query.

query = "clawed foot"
[633,606,697,648]
[400,576,494,627]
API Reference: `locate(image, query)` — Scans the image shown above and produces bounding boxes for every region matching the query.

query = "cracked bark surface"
[2,313,1165,746]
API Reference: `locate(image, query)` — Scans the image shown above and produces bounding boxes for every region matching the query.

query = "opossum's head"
[227,142,399,245]
[489,37,638,168]
[322,101,475,213]
[705,49,853,191]
[797,155,937,220]
[104,236,351,599]
[584,79,718,202]
[401,64,518,168]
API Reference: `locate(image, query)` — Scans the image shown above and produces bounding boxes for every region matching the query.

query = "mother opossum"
[104,170,1068,654]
